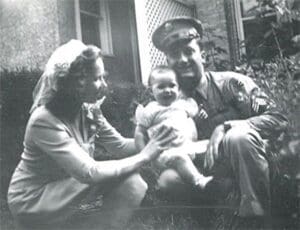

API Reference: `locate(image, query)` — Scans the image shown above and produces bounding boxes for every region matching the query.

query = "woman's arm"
[94,115,137,156]
[134,125,148,152]
[31,117,175,184]
[91,133,172,182]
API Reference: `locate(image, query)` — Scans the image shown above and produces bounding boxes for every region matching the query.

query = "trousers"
[157,127,270,217]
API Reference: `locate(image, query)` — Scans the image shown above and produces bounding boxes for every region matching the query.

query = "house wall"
[195,0,230,69]
[0,0,231,73]
[57,0,77,45]
[0,0,61,71]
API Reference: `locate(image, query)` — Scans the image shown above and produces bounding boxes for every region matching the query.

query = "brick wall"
[195,0,230,70]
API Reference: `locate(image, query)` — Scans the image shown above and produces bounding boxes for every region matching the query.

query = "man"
[152,17,288,225]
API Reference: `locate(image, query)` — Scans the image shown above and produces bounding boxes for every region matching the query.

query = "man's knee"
[224,127,252,144]
[223,127,264,156]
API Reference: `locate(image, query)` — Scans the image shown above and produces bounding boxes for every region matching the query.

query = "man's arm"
[204,72,289,171]
[246,88,289,139]
[224,73,289,139]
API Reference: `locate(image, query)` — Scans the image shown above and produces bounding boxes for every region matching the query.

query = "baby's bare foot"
[195,175,213,190]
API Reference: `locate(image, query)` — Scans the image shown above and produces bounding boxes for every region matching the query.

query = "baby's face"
[151,70,179,106]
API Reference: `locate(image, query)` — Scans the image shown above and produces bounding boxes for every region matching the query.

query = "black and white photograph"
[1,0,299,229]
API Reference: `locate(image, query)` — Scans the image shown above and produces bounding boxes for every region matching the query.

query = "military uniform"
[152,17,289,217]
[192,71,288,216]
[193,71,286,140]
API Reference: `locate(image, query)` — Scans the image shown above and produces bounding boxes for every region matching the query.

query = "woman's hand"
[141,125,177,161]
[204,124,226,172]
[90,96,106,119]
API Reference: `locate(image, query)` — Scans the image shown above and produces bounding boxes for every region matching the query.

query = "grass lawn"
[1,189,299,230]
[0,196,211,230]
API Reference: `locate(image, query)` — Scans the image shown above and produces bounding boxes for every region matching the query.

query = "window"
[75,0,113,55]
[240,0,275,19]
[236,0,277,59]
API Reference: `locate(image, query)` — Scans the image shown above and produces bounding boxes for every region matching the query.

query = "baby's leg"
[166,153,213,189]
[154,152,170,169]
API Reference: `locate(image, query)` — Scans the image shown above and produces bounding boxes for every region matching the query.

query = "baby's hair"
[148,65,177,86]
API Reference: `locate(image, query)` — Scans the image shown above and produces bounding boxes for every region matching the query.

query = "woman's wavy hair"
[56,45,102,92]
[47,45,102,119]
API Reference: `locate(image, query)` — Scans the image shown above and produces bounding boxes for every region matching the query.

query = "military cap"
[152,16,203,52]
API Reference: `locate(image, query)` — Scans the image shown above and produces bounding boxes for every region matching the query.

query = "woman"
[7,40,176,230]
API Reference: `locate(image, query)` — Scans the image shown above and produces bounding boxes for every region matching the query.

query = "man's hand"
[204,120,251,172]
[204,124,226,172]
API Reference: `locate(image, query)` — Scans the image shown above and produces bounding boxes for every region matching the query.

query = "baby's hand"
[195,104,208,120]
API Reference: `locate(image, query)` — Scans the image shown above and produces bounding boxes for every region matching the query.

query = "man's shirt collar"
[195,72,210,100]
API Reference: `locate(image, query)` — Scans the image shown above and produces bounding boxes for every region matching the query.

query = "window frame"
[74,0,114,56]
[235,0,277,56]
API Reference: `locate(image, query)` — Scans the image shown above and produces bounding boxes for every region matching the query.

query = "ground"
[1,182,299,230]
[0,195,209,230]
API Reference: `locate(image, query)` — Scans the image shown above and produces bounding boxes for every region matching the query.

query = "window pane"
[80,13,101,47]
[240,0,259,18]
[240,0,274,18]
[79,0,100,15]
[243,15,277,59]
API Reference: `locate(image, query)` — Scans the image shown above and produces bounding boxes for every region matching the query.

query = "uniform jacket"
[193,71,288,139]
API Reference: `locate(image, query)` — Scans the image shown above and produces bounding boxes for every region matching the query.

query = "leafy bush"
[240,0,300,61]
[100,81,138,137]
[0,69,41,196]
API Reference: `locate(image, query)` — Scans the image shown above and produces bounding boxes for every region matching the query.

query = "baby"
[134,66,212,189]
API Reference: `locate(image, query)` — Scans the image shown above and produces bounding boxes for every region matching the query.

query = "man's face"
[166,39,205,93]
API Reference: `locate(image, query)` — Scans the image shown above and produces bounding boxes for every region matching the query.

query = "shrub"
[0,68,41,196]
[100,81,138,137]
